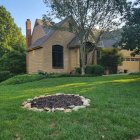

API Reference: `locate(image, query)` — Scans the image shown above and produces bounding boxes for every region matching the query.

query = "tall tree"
[0,6,26,74]
[43,0,127,74]
[119,0,140,55]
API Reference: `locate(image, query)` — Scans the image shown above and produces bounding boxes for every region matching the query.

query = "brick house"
[26,17,97,74]
[26,17,140,74]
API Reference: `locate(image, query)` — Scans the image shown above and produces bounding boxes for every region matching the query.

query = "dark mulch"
[31,94,83,109]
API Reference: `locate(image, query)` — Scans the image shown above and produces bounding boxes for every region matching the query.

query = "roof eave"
[26,46,43,52]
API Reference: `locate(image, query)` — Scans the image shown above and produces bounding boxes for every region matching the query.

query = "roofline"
[31,17,72,49]
[26,46,43,52]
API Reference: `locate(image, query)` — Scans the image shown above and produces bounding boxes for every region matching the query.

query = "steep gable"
[30,17,73,49]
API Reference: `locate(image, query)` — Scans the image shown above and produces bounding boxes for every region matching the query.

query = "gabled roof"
[29,17,122,50]
[30,17,71,49]
[99,29,122,48]
[68,36,80,48]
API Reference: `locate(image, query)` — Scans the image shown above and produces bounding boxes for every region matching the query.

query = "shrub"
[99,48,122,74]
[0,71,13,82]
[1,73,47,85]
[85,65,104,76]
[38,70,48,76]
[75,67,81,74]
[129,72,140,75]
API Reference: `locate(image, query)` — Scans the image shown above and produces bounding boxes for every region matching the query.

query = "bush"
[1,73,47,85]
[129,72,140,75]
[0,71,13,82]
[75,67,81,74]
[38,70,48,76]
[85,65,104,76]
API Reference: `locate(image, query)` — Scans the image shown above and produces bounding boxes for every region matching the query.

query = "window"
[126,58,131,61]
[131,58,135,61]
[52,45,63,68]
[135,58,139,61]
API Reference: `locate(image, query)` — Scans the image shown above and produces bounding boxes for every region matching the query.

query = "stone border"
[22,93,90,112]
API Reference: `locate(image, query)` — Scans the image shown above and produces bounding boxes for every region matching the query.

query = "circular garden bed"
[22,93,90,112]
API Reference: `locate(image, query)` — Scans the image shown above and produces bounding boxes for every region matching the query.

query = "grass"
[0,75,140,140]
[0,73,47,85]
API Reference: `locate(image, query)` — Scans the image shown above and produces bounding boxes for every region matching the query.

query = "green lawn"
[0,75,140,140]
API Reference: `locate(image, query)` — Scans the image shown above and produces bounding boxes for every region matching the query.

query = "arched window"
[52,45,63,68]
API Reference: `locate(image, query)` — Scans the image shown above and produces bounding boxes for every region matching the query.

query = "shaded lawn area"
[0,75,140,140]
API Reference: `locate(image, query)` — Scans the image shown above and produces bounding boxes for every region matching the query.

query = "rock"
[73,105,86,111]
[64,109,72,113]
[73,106,82,111]
[33,96,38,100]
[44,107,50,111]
[55,93,64,95]
[55,108,65,111]
[27,99,33,102]
[22,101,27,106]
[83,99,90,106]
[24,103,31,108]
[75,94,80,97]
[51,108,55,112]
[69,105,75,108]
[38,95,46,98]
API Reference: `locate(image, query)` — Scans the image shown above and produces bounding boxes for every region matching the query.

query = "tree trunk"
[80,43,86,75]
[81,66,85,75]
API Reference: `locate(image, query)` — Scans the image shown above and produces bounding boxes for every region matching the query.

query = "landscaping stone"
[24,103,31,108]
[64,109,72,112]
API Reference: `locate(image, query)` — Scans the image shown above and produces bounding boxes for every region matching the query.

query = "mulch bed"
[31,94,83,109]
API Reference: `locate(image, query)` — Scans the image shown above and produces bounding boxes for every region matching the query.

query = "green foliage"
[85,65,104,76]
[1,72,103,85]
[1,74,47,85]
[0,71,13,82]
[0,48,26,74]
[100,48,122,74]
[75,67,81,74]
[119,1,140,54]
[129,72,140,75]
[0,6,26,74]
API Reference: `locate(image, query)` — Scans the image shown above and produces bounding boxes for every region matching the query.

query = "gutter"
[26,46,43,52]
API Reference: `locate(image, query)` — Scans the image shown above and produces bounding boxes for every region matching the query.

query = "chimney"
[26,19,31,48]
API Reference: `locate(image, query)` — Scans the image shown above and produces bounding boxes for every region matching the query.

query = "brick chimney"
[26,19,31,48]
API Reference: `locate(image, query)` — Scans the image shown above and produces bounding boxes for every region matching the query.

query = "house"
[26,17,97,74]
[26,17,140,74]
[118,50,140,73]
[99,32,140,73]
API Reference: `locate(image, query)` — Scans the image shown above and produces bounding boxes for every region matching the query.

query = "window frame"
[52,45,64,69]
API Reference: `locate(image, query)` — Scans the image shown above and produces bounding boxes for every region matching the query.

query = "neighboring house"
[26,17,97,74]
[99,32,140,73]
[118,50,140,73]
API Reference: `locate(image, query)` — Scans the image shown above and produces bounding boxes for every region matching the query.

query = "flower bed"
[22,93,90,112]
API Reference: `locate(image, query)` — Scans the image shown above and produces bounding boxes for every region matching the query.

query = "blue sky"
[0,0,136,36]
[0,0,47,35]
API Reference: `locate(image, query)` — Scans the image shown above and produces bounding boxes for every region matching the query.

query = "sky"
[0,0,48,35]
[0,0,136,36]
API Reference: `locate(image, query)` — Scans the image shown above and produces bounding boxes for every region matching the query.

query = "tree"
[0,6,26,74]
[0,46,26,74]
[99,48,122,74]
[119,0,140,55]
[43,0,127,75]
